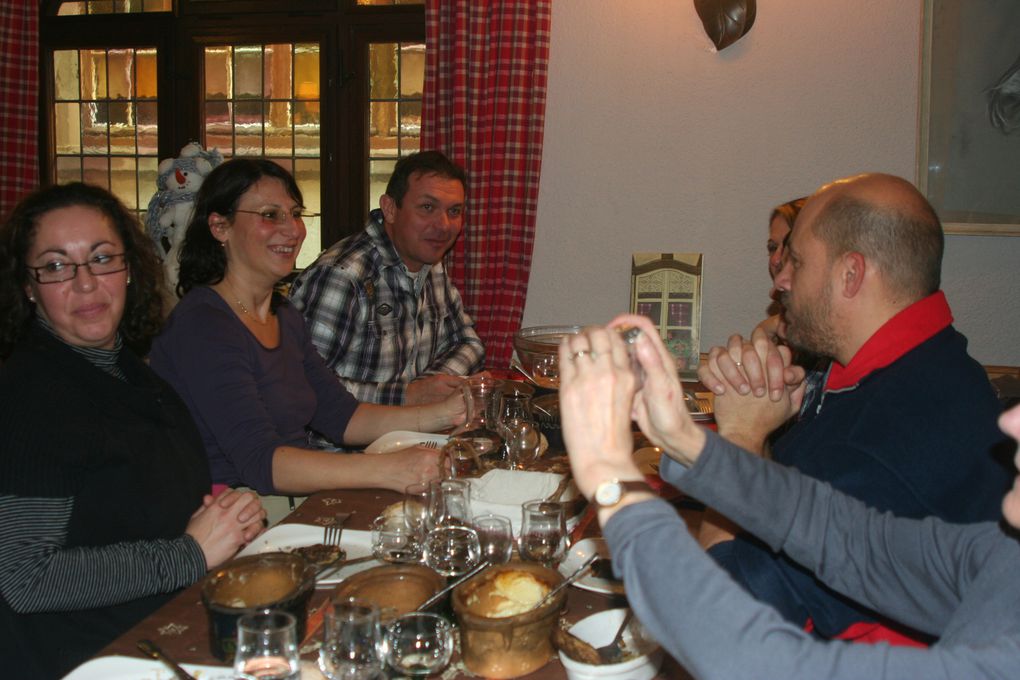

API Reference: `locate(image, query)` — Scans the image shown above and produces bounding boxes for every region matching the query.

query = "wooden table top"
[97,476,697,679]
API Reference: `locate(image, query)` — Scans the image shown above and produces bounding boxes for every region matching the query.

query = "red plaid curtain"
[0,0,39,221]
[422,0,552,370]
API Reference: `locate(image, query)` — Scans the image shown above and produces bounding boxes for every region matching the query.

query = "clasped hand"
[697,328,806,452]
[186,488,267,569]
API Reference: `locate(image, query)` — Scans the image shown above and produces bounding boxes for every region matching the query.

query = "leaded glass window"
[368,42,424,212]
[203,42,323,267]
[52,47,159,220]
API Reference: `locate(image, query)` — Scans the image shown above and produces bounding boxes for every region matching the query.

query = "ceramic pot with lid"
[200,552,316,660]
[452,561,566,679]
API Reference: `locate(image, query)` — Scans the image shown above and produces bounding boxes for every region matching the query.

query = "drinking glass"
[403,481,430,539]
[233,609,300,680]
[454,375,505,466]
[519,500,567,567]
[496,391,541,470]
[318,598,387,680]
[385,612,454,678]
[472,513,513,564]
[427,478,472,529]
[423,525,482,576]
[372,514,422,563]
[445,436,485,478]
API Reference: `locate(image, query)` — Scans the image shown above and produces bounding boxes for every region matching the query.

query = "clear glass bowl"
[511,325,583,389]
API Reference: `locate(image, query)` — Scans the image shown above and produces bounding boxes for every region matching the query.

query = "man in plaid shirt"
[290,151,485,406]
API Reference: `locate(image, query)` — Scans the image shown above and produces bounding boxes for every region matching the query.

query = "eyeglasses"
[27,253,127,284]
[234,208,312,225]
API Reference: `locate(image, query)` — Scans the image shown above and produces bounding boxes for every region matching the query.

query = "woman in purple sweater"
[150,160,467,515]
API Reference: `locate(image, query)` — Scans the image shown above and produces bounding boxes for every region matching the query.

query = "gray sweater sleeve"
[0,495,207,613]
[602,431,1013,680]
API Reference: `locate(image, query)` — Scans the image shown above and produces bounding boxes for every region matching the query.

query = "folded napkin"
[468,469,574,534]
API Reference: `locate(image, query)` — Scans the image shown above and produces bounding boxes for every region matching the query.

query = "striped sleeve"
[0,495,207,613]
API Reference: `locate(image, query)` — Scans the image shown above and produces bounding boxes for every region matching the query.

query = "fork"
[595,609,634,663]
[684,391,713,415]
[317,513,352,578]
[323,512,350,547]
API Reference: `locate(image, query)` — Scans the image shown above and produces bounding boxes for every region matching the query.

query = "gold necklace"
[226,281,271,326]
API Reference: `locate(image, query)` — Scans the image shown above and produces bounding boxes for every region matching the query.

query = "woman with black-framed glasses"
[0,183,266,678]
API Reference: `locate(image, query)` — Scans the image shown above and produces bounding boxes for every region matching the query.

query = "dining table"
[89,438,704,680]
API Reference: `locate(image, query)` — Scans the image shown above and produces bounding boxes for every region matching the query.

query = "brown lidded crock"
[333,564,445,621]
[200,552,316,660]
[452,560,566,679]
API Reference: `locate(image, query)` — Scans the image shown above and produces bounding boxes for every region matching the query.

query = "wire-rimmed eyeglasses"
[27,253,127,284]
[234,208,312,225]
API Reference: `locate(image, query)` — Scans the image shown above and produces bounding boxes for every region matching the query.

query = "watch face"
[595,481,622,506]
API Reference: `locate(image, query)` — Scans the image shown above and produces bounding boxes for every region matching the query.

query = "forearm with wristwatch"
[590,476,657,525]
[588,426,707,526]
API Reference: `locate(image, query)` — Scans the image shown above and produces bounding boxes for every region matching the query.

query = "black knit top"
[0,322,211,678]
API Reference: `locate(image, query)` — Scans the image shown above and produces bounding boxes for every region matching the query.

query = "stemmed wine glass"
[385,612,454,678]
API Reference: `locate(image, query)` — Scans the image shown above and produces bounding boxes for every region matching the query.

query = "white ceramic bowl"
[559,608,663,680]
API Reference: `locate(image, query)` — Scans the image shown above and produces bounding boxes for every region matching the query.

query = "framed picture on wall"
[630,253,703,373]
[918,0,1020,236]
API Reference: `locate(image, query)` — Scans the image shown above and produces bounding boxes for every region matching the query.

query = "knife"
[136,639,197,680]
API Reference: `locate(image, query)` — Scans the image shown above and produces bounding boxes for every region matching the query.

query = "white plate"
[559,537,624,595]
[633,447,664,476]
[237,523,378,585]
[62,655,232,679]
[364,430,449,454]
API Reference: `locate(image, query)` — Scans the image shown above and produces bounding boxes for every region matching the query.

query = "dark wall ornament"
[694,0,756,51]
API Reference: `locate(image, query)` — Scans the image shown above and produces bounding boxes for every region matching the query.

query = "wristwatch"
[592,479,653,508]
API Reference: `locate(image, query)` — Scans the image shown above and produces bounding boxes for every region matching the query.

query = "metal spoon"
[535,553,598,610]
[316,553,377,580]
[136,639,197,680]
[416,559,491,611]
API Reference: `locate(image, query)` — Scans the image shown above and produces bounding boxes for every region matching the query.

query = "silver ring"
[734,361,742,367]
[571,350,595,360]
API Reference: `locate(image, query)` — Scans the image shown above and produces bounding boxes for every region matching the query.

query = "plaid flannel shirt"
[290,211,485,405]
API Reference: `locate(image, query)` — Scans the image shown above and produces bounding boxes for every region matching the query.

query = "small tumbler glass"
[472,513,513,564]
[403,482,430,539]
[233,609,300,680]
[372,514,422,563]
[423,525,482,577]
[427,478,472,529]
[385,612,454,678]
[318,597,387,680]
[519,500,567,567]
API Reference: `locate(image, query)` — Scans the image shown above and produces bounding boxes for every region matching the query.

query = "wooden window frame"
[39,0,425,250]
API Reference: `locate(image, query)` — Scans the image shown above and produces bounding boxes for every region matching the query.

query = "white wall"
[525,0,1020,365]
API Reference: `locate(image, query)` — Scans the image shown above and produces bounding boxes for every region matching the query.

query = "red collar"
[825,291,953,391]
